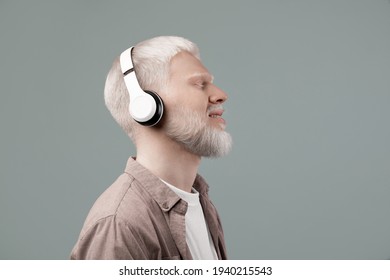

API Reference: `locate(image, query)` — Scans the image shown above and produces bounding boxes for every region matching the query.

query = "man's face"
[161,51,232,157]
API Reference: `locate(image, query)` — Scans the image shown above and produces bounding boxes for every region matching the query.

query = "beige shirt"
[70,157,227,260]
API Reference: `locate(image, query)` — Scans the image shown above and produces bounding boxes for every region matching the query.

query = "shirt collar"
[124,157,210,212]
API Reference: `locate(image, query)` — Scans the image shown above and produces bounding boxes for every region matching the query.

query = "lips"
[207,108,226,126]
[208,109,224,118]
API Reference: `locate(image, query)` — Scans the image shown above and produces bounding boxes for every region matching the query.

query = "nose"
[209,84,228,104]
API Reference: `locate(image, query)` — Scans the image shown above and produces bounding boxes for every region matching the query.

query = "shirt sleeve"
[70,215,149,260]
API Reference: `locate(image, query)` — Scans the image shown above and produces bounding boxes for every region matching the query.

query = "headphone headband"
[120,47,144,104]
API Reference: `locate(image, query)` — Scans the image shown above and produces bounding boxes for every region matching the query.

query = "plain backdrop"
[1,0,389,260]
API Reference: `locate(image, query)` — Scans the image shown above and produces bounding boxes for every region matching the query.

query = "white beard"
[164,105,232,158]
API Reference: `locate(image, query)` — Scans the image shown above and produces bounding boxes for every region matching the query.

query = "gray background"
[1,0,389,259]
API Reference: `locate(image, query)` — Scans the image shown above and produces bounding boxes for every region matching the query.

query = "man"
[71,36,232,260]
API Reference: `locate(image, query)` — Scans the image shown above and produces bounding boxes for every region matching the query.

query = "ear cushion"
[135,90,164,126]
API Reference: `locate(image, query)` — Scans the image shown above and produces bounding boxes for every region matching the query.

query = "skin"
[135,51,228,192]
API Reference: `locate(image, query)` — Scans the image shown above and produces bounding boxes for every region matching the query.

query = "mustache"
[207,104,224,114]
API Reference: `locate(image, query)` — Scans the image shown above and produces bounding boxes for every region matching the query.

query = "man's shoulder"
[81,172,158,232]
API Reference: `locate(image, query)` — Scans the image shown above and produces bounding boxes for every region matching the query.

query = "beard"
[164,105,232,158]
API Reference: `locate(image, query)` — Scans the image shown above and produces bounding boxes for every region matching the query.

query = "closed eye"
[188,72,214,89]
[195,81,207,89]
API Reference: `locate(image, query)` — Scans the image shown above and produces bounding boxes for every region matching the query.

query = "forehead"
[169,51,212,81]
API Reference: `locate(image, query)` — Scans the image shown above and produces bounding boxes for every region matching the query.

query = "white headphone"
[119,47,164,126]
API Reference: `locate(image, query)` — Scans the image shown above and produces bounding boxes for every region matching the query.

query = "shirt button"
[162,202,169,210]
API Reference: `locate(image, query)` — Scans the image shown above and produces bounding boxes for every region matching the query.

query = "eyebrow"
[187,72,214,83]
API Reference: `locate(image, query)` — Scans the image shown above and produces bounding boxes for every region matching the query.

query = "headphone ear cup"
[132,90,164,126]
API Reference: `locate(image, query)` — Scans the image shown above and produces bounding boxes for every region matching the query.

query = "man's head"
[104,36,232,157]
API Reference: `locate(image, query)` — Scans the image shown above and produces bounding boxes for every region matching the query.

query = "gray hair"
[104,36,200,141]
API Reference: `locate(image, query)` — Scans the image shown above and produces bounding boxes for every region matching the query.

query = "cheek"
[169,97,206,113]
[162,85,208,112]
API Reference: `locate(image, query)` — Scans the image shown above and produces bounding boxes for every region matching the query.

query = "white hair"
[104,36,200,141]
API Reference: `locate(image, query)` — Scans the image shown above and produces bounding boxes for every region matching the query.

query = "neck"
[135,129,201,193]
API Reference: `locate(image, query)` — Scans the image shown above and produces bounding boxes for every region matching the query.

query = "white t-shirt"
[161,179,218,260]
